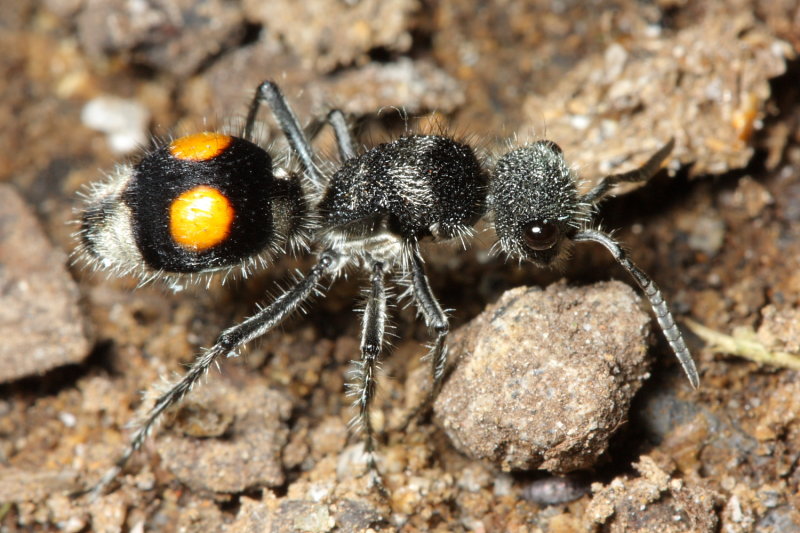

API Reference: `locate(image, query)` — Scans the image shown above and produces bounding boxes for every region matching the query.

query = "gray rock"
[521,475,590,506]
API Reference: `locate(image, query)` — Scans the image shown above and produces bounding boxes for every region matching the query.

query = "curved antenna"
[573,228,699,388]
[583,138,675,205]
[326,109,357,162]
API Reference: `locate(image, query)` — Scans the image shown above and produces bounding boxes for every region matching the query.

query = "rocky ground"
[1,0,799,531]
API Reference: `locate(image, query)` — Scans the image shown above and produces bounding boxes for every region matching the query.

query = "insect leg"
[396,247,451,433]
[410,247,449,387]
[243,80,325,195]
[349,260,389,495]
[84,249,341,499]
[326,109,356,162]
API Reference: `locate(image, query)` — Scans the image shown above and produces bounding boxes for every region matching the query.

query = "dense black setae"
[318,134,487,241]
[490,140,587,267]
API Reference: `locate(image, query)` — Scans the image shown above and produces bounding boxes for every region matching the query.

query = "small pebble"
[81,96,149,154]
[521,475,590,506]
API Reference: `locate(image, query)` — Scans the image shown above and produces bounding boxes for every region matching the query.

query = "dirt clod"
[244,0,417,73]
[521,8,790,182]
[587,455,720,532]
[77,0,245,77]
[155,379,292,493]
[435,281,651,472]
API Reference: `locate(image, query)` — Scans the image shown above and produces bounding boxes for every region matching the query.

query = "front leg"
[326,109,356,162]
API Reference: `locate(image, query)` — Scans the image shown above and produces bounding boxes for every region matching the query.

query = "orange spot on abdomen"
[170,186,235,251]
[169,132,233,161]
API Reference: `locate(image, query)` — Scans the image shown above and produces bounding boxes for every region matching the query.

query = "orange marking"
[169,132,233,161]
[169,186,234,251]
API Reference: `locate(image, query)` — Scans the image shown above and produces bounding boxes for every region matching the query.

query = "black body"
[318,135,487,241]
[79,81,697,502]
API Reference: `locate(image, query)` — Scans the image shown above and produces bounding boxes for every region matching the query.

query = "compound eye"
[523,219,559,251]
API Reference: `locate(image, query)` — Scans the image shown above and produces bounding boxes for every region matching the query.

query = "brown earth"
[1,0,799,531]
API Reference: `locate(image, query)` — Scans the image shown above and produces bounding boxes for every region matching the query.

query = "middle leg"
[349,260,389,493]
